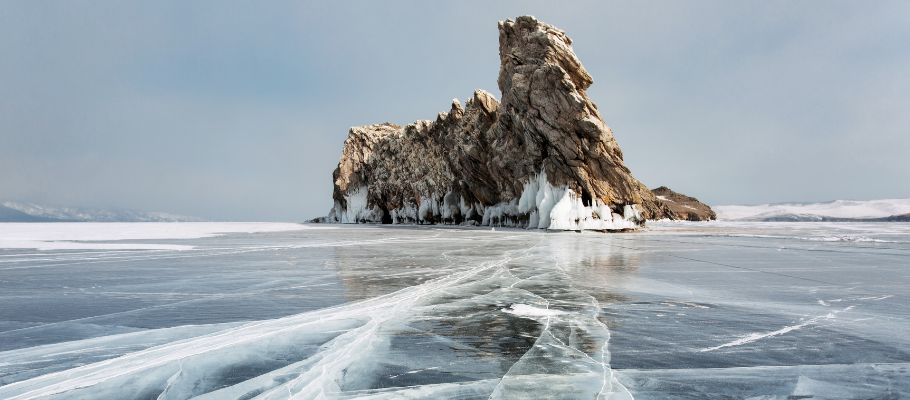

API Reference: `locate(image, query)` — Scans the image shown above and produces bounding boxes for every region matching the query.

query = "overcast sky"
[2,1,908,221]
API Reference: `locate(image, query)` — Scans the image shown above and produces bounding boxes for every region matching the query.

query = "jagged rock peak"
[327,16,677,230]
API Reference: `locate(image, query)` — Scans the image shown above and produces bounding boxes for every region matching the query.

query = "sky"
[1,1,908,221]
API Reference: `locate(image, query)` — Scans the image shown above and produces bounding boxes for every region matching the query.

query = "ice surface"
[0,221,908,399]
[0,222,316,250]
[715,198,910,220]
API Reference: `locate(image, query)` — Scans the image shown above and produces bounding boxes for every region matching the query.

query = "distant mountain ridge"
[0,205,56,222]
[714,199,910,222]
[0,201,202,222]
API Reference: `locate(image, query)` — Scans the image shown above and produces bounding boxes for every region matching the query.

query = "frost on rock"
[326,16,677,231]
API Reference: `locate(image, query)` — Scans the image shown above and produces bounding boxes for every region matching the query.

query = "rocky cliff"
[651,187,716,221]
[328,16,707,230]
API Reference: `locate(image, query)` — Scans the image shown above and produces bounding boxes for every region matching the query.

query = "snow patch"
[502,304,568,318]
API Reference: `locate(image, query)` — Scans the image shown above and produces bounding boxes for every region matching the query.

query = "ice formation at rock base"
[333,173,644,231]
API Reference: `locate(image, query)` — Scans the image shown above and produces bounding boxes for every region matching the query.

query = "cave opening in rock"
[378,204,393,224]
[581,189,593,207]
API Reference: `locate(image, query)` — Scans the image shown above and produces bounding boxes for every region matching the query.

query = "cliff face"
[329,16,684,230]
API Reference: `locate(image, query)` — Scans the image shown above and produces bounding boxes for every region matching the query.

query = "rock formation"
[651,187,716,221]
[328,16,711,230]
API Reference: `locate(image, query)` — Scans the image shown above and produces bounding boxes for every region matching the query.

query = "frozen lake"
[0,222,907,399]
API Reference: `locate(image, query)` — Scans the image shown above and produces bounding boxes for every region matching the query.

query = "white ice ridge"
[699,305,855,352]
[502,303,568,317]
[334,172,645,230]
[714,198,910,220]
[0,222,319,251]
[0,237,631,400]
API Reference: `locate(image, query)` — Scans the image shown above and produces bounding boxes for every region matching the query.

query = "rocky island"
[652,186,717,221]
[327,16,713,230]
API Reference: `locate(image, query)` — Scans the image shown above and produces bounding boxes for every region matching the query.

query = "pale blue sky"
[2,1,908,221]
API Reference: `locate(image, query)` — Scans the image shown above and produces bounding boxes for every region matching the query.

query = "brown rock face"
[328,16,676,230]
[652,186,717,221]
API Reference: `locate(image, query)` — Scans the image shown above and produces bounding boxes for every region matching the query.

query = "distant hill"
[714,199,910,222]
[0,205,57,222]
[0,201,202,222]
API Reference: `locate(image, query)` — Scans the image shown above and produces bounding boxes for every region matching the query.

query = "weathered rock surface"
[328,16,696,230]
[651,186,716,221]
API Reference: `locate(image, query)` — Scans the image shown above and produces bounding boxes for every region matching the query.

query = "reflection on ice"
[0,222,908,399]
[0,227,632,399]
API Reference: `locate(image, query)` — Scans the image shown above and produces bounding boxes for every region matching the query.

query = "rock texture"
[328,16,706,230]
[651,187,716,221]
